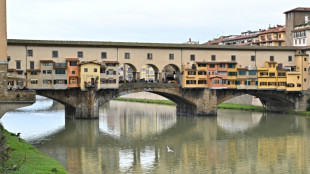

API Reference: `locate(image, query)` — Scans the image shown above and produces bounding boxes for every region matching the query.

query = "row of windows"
[22,50,295,63]
[293,31,306,38]
[295,39,306,45]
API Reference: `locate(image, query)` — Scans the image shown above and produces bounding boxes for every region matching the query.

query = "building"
[284,7,310,46]
[204,31,259,46]
[79,61,101,90]
[100,61,119,89]
[253,25,286,46]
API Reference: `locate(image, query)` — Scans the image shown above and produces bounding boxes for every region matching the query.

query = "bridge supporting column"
[195,89,218,116]
[66,87,100,119]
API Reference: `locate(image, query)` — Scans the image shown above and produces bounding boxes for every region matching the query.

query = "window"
[304,68,307,71]
[238,71,246,75]
[17,71,23,75]
[52,51,58,58]
[78,51,83,58]
[219,72,226,75]
[30,72,37,75]
[186,80,196,84]
[169,54,174,60]
[84,68,88,72]
[55,69,66,74]
[94,68,97,72]
[228,72,237,76]
[125,53,130,59]
[270,56,274,62]
[269,72,275,77]
[260,82,267,86]
[42,62,53,66]
[198,80,207,84]
[70,61,77,66]
[219,64,225,68]
[228,64,235,68]
[190,54,195,61]
[30,79,38,84]
[305,78,307,82]
[47,70,52,74]
[43,80,52,84]
[251,56,255,61]
[54,80,67,84]
[209,64,215,68]
[72,71,75,74]
[107,70,116,75]
[303,39,306,44]
[278,72,286,76]
[295,40,298,45]
[42,70,46,74]
[30,61,34,69]
[211,55,216,61]
[248,71,256,75]
[288,56,292,62]
[187,71,196,75]
[231,55,236,61]
[260,72,268,76]
[147,53,153,60]
[304,57,307,61]
[27,50,33,57]
[100,68,106,73]
[198,71,206,75]
[16,61,21,69]
[101,52,107,59]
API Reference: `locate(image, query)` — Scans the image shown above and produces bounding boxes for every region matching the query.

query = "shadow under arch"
[216,90,298,112]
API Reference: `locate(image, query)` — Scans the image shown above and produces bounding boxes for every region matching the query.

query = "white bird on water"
[167,146,174,152]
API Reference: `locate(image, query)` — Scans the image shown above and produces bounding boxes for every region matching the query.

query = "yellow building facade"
[79,61,101,90]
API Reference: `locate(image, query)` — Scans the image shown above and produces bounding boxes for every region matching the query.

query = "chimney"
[189,38,192,42]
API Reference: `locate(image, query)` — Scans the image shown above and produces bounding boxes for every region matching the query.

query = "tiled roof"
[66,58,80,61]
[284,7,310,14]
[103,61,119,64]
[259,27,286,34]
[7,39,301,51]
[40,60,54,62]
[292,26,310,32]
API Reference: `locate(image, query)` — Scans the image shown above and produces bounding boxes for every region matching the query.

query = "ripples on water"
[1,97,310,174]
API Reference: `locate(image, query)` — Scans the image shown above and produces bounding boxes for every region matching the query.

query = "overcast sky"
[6,0,310,43]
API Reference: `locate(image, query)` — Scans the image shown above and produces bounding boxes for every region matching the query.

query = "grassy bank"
[217,103,266,112]
[0,127,67,174]
[114,98,176,105]
[288,111,310,116]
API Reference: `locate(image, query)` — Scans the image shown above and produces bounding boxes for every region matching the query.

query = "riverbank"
[114,98,176,105]
[0,126,67,174]
[217,103,266,112]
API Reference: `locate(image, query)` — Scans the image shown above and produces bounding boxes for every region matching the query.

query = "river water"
[1,97,310,174]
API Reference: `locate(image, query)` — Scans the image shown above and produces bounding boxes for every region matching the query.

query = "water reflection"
[99,101,177,139]
[1,99,310,174]
[217,109,263,133]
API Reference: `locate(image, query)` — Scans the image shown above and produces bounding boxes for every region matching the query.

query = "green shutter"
[53,80,56,84]
[65,80,67,84]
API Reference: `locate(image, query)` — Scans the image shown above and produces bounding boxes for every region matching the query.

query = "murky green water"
[1,98,310,174]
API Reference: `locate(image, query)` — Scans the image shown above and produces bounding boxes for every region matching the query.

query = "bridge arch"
[162,64,181,83]
[216,90,299,112]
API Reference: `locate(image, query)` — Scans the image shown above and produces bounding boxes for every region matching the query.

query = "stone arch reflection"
[99,100,177,139]
[217,109,263,133]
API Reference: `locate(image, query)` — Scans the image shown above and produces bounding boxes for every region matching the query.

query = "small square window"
[270,56,274,62]
[78,51,83,58]
[72,71,75,74]
[169,54,174,60]
[231,55,236,61]
[84,68,88,72]
[125,53,130,59]
[304,57,307,61]
[304,78,307,82]
[251,56,255,61]
[211,55,216,61]
[288,56,292,62]
[101,52,107,59]
[94,68,97,72]
[190,54,195,61]
[52,51,58,58]
[27,50,33,57]
[304,68,307,71]
[147,53,153,60]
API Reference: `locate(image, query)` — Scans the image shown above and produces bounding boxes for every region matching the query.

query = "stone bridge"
[35,83,310,119]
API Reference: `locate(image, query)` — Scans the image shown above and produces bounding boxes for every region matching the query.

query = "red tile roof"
[284,7,310,14]
[292,26,310,32]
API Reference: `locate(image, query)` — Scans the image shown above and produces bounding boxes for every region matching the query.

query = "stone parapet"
[0,90,36,103]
